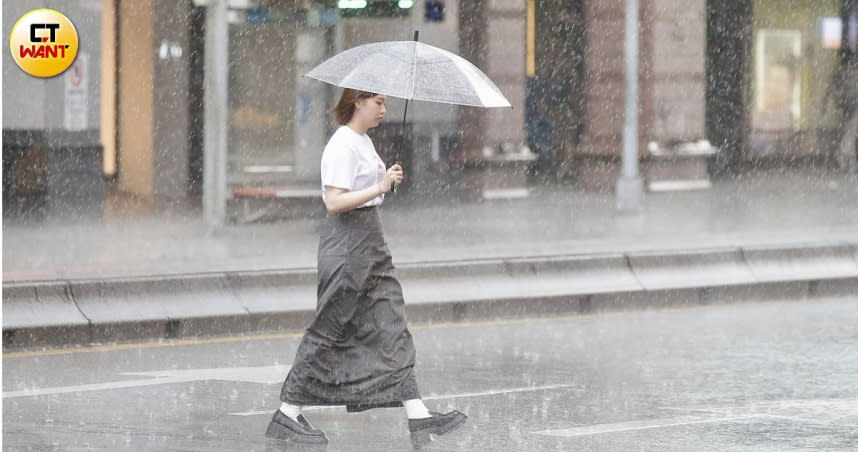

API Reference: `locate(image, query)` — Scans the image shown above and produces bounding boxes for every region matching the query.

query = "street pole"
[616,0,644,212]
[203,0,229,228]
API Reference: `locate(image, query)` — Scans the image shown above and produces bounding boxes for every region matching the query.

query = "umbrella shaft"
[391,99,408,194]
[392,31,418,194]
[397,99,409,164]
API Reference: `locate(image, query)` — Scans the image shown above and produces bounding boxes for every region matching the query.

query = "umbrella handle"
[390,161,402,194]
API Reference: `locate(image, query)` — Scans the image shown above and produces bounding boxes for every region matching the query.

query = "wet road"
[4,298,858,451]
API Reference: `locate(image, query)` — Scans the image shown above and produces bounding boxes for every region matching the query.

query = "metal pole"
[616,0,644,212]
[204,0,229,228]
[391,30,419,193]
[396,99,410,166]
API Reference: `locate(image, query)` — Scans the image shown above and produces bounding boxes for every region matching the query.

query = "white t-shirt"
[320,126,386,208]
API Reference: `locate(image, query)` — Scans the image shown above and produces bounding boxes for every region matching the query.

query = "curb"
[4,241,858,349]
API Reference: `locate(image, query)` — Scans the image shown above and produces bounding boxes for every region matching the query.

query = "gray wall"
[652,0,706,142]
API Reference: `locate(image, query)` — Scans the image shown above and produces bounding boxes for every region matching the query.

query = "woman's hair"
[331,88,376,125]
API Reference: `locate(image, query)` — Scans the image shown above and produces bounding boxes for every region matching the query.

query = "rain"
[3,0,858,450]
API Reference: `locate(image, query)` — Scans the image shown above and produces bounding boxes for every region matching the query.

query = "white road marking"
[122,365,292,385]
[534,398,858,438]
[533,415,761,437]
[660,398,858,422]
[3,378,195,399]
[2,365,577,407]
[227,383,583,416]
[2,365,291,399]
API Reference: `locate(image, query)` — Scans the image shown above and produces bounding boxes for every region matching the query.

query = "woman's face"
[355,95,386,129]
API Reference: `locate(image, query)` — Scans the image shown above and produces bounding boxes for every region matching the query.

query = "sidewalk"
[4,169,858,283]
[4,168,858,348]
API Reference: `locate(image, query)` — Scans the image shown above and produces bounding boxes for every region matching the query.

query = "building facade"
[3,0,856,220]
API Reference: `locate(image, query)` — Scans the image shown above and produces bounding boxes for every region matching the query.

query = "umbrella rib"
[305,40,511,107]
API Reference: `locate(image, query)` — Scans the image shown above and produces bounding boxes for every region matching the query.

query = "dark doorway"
[526,0,586,180]
[705,0,753,176]
[188,5,206,195]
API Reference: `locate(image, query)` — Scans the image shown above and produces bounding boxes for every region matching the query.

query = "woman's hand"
[324,164,403,214]
[379,164,404,193]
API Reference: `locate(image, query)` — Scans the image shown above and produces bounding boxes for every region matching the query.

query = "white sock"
[279,402,302,421]
[403,399,432,419]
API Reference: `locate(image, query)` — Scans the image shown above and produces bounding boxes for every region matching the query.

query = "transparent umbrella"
[305,32,512,190]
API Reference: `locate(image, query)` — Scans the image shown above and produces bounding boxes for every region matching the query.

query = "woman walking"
[266,89,467,448]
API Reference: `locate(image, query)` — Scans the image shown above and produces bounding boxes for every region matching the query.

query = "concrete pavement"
[4,298,858,451]
[5,169,858,282]
[3,170,858,348]
[4,240,858,348]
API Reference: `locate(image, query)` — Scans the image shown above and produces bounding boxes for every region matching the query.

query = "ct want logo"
[9,8,79,78]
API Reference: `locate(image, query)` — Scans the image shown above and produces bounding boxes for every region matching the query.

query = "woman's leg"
[403,399,431,419]
[279,402,302,421]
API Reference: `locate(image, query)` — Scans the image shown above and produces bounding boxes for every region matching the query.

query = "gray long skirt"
[280,206,420,411]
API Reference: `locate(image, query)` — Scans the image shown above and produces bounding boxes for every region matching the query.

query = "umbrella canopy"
[304,40,511,108]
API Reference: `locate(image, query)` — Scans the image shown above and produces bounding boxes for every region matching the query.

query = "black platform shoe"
[265,410,329,445]
[408,410,468,449]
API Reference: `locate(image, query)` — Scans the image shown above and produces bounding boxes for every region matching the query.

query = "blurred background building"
[3,0,857,222]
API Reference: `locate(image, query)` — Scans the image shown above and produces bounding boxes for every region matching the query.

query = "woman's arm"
[324,185,383,214]
[324,164,403,214]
